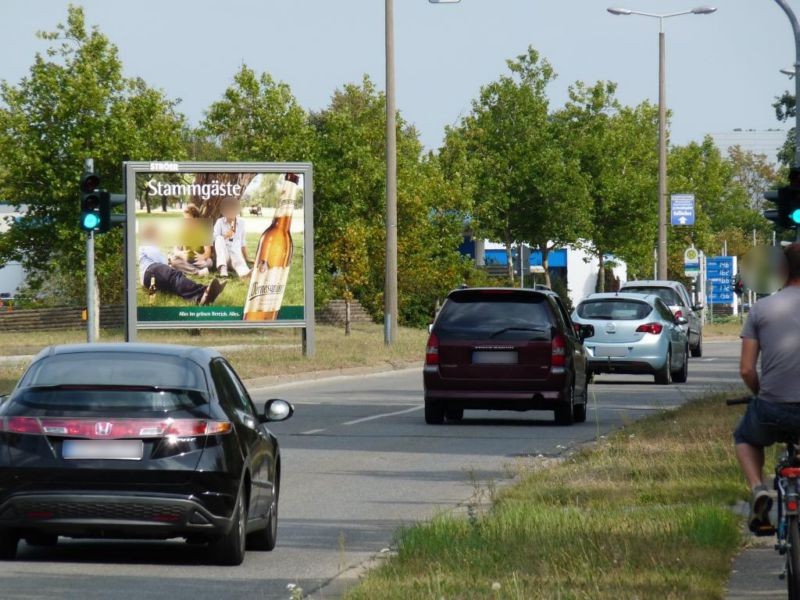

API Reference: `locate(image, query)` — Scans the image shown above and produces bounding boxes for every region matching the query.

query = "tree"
[554,81,659,287]
[774,91,795,166]
[444,47,590,287]
[727,145,780,212]
[201,65,313,163]
[327,221,370,335]
[0,6,186,305]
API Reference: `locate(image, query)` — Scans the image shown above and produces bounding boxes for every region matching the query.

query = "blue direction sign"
[671,194,695,226]
[706,256,735,305]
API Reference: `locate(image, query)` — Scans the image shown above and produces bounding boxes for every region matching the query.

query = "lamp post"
[774,0,800,168]
[607,6,716,280]
[384,0,460,345]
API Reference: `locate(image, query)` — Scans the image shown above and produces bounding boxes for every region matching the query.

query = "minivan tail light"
[0,417,233,439]
[425,333,440,365]
[636,323,664,335]
[551,333,567,373]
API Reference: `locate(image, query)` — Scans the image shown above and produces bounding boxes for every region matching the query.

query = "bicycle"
[729,395,800,599]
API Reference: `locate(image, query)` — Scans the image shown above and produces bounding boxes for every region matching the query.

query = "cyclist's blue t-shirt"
[741,285,800,404]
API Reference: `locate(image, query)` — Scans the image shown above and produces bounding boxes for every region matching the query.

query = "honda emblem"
[95,422,113,436]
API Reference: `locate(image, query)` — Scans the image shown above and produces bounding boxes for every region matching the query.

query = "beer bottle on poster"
[243,174,300,321]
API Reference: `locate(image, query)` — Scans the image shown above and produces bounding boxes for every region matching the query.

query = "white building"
[0,204,26,297]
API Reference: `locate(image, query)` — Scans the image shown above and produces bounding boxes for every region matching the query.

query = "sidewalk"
[727,501,785,599]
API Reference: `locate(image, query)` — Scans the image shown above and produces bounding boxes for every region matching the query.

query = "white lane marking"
[300,428,326,435]
[341,405,423,426]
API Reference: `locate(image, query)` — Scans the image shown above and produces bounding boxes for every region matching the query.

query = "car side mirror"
[692,303,704,312]
[262,399,294,423]
[676,316,689,325]
[428,324,433,334]
[578,324,594,341]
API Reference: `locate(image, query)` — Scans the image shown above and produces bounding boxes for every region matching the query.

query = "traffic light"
[98,190,127,233]
[763,168,800,229]
[80,172,102,231]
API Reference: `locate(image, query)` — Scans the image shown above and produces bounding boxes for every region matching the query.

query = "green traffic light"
[792,208,800,225]
[81,212,100,230]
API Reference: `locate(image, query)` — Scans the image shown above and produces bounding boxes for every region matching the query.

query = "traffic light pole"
[84,158,98,343]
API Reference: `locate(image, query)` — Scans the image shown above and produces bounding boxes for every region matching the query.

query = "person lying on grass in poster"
[169,204,213,276]
[139,223,226,306]
[213,198,251,279]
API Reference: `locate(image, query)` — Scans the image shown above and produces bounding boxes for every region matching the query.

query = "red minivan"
[423,288,592,425]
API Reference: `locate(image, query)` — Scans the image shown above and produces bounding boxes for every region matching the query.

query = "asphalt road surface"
[0,341,741,599]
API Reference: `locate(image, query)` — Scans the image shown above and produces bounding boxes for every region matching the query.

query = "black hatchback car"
[0,343,293,565]
[424,288,593,425]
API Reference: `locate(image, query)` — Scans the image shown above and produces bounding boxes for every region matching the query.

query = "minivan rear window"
[577,299,652,321]
[622,287,682,306]
[435,291,554,340]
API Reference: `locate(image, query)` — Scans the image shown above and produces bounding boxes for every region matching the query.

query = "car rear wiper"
[488,326,548,339]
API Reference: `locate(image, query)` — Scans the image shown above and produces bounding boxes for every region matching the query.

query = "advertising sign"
[124,162,314,338]
[706,256,735,305]
[671,194,695,226]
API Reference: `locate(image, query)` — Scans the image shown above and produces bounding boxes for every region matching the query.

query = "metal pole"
[657,24,668,280]
[84,158,97,343]
[774,0,800,167]
[384,0,398,345]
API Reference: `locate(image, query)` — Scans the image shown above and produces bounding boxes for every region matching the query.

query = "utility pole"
[657,22,668,279]
[775,0,800,169]
[384,0,398,345]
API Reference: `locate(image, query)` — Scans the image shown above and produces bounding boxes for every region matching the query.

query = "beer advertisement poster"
[127,164,310,326]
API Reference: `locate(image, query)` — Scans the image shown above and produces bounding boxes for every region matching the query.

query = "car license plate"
[594,346,628,358]
[62,440,144,461]
[472,351,518,365]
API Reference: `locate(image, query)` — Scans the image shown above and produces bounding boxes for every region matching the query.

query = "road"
[0,341,740,599]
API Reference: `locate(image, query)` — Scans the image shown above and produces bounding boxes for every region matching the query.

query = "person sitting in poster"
[139,223,226,306]
[169,204,213,276]
[213,199,251,278]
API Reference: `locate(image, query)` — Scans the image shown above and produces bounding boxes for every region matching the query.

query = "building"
[0,204,26,297]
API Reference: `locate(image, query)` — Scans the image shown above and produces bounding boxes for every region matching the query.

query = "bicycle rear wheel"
[788,515,800,600]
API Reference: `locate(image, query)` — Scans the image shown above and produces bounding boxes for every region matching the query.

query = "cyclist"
[735,242,800,532]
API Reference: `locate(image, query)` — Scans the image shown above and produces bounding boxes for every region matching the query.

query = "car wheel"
[690,334,703,358]
[247,479,279,551]
[654,350,672,385]
[445,407,464,422]
[0,533,18,560]
[211,489,247,565]
[672,346,689,383]
[573,399,587,423]
[554,385,575,426]
[425,397,445,425]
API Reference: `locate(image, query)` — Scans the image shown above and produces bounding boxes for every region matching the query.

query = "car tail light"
[425,333,439,365]
[551,333,567,373]
[0,417,233,439]
[636,323,664,335]
[789,499,799,512]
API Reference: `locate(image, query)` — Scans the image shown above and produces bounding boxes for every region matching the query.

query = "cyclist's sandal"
[749,484,776,536]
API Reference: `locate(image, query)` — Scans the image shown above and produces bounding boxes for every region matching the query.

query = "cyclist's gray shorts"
[734,397,800,447]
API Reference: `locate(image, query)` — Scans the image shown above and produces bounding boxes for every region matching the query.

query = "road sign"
[684,246,700,278]
[706,256,735,305]
[671,194,695,226]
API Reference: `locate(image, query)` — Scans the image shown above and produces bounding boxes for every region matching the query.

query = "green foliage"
[0,6,186,304]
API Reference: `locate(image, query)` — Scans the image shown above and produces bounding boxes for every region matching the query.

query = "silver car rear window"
[577,299,652,321]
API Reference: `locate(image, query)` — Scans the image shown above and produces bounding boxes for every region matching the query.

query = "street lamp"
[383,0,460,346]
[608,6,716,280]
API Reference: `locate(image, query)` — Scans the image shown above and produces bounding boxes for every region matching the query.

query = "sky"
[0,0,793,156]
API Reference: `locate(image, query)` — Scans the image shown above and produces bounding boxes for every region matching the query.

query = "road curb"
[243,361,422,390]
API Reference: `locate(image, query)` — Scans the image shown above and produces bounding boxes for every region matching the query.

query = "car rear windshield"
[622,287,682,306]
[435,291,554,339]
[19,352,207,392]
[4,388,210,418]
[577,299,652,321]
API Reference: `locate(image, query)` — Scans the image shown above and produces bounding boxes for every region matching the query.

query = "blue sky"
[0,0,793,153]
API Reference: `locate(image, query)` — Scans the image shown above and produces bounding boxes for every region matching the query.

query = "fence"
[0,305,124,332]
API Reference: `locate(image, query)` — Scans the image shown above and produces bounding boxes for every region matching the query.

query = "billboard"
[124,162,314,338]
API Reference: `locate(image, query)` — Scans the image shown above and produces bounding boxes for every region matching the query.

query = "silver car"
[619,280,703,357]
[571,292,689,385]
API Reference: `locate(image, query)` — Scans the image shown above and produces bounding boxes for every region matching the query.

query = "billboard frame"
[123,161,315,356]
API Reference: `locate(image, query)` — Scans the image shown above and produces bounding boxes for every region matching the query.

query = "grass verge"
[705,316,744,339]
[347,393,752,600]
[0,323,426,394]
